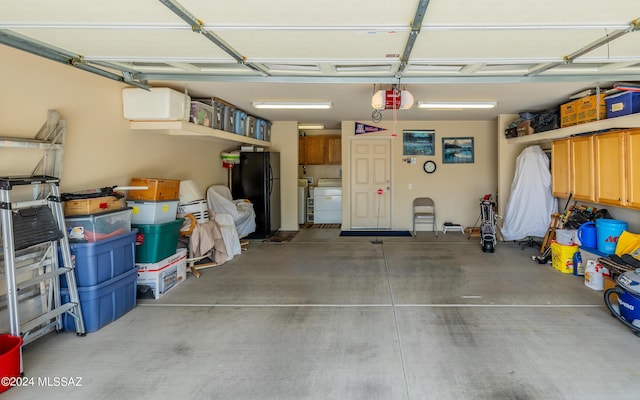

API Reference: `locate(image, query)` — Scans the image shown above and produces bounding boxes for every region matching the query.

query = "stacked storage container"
[61,190,137,332]
[192,97,271,139]
[127,177,186,299]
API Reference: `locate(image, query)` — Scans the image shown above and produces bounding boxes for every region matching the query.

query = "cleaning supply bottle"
[584,260,610,290]
[573,252,584,276]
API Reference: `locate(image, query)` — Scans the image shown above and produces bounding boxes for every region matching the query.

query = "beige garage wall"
[341,120,498,231]
[0,45,231,196]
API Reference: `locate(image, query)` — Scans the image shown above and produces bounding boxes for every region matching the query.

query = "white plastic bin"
[122,88,190,121]
[126,200,179,224]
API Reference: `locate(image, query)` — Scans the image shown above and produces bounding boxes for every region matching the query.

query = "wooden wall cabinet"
[551,136,595,201]
[595,131,625,206]
[595,129,640,209]
[552,128,640,210]
[570,136,595,202]
[299,135,341,165]
[551,139,571,198]
[325,136,342,165]
[627,129,640,209]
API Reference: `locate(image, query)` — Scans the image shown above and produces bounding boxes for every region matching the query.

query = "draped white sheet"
[206,185,256,239]
[500,145,557,241]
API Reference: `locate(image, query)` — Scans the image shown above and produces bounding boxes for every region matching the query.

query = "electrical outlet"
[408,183,413,190]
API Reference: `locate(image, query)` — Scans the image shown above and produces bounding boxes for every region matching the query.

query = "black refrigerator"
[231,152,281,239]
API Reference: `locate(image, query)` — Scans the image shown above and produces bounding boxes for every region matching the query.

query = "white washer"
[314,179,342,224]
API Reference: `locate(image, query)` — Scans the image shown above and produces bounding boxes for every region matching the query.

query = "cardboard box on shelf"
[136,248,187,300]
[576,94,607,124]
[516,120,534,136]
[560,100,577,127]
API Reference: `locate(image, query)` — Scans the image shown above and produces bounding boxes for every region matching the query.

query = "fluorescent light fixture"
[418,101,497,109]
[252,101,332,109]
[298,124,325,130]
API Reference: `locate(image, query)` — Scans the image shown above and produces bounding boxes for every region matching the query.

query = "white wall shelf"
[507,113,640,145]
[129,120,271,147]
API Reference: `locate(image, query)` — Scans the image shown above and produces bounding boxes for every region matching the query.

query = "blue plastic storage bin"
[233,110,247,135]
[605,91,640,118]
[61,267,138,333]
[60,230,136,288]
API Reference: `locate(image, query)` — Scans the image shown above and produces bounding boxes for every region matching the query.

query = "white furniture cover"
[206,185,257,238]
[500,145,557,241]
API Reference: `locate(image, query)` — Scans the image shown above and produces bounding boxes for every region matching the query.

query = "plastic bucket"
[596,219,628,254]
[555,229,575,245]
[0,334,23,393]
[551,241,578,273]
[577,222,597,248]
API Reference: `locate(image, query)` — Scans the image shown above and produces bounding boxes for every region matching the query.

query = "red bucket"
[0,334,23,393]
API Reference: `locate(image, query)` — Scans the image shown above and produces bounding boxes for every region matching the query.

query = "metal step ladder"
[1,175,85,346]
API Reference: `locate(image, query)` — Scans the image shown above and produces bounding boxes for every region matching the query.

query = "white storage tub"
[122,87,190,121]
[126,200,179,224]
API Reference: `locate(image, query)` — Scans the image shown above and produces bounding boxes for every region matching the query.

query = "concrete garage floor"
[8,229,640,400]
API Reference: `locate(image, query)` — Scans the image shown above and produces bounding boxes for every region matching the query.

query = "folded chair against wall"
[413,197,437,237]
[206,185,256,239]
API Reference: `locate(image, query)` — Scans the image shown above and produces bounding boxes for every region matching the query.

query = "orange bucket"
[0,334,22,393]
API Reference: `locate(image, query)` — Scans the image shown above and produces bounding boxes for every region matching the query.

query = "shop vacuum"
[604,268,640,336]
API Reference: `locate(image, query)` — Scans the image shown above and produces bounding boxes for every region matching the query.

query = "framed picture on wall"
[442,137,474,164]
[403,130,435,155]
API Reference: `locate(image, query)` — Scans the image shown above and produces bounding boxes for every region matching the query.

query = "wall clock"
[423,160,437,174]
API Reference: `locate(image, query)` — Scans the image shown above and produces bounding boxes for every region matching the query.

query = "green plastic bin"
[132,218,183,263]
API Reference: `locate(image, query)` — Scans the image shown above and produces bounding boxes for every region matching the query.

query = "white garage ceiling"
[2,0,639,128]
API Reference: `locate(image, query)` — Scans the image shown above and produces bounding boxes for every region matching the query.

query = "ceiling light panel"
[298,124,325,130]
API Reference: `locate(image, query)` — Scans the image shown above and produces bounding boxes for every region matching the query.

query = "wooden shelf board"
[508,113,640,144]
[129,120,271,147]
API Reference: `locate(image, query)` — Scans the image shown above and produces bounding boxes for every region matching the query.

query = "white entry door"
[350,138,392,228]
